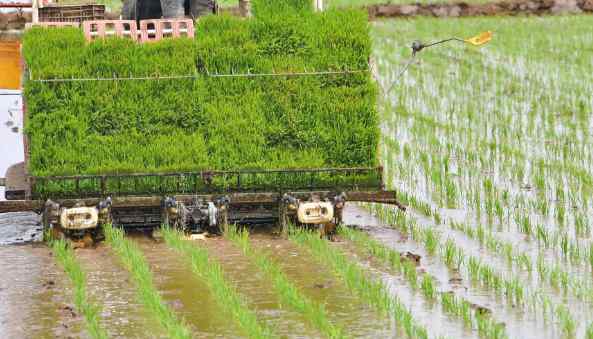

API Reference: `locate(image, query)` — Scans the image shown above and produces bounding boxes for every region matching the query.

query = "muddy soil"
[135,235,243,338]
[367,0,592,18]
[76,244,164,338]
[209,232,395,338]
[0,204,570,338]
[0,244,85,338]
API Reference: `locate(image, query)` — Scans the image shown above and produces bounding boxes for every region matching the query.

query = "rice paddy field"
[2,6,593,339]
[370,14,593,338]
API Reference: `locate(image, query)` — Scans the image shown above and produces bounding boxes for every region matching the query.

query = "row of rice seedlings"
[161,226,273,339]
[288,226,428,339]
[388,146,592,277]
[103,224,191,339]
[387,131,588,258]
[450,220,593,297]
[367,204,579,337]
[376,174,593,313]
[225,225,345,339]
[338,225,506,339]
[374,16,591,337]
[402,131,591,266]
[386,56,592,208]
[51,239,108,339]
[383,100,591,251]
[386,59,588,222]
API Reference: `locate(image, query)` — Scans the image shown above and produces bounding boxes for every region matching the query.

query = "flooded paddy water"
[0,240,85,338]
[0,205,492,339]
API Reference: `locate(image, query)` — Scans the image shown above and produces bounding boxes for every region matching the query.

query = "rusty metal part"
[0,2,31,8]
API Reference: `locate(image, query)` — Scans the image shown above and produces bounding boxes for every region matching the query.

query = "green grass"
[289,225,428,339]
[226,225,345,338]
[162,226,273,339]
[51,239,108,339]
[103,224,191,339]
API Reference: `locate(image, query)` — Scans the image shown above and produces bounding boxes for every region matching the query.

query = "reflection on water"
[77,244,165,338]
[0,244,85,338]
[0,212,42,245]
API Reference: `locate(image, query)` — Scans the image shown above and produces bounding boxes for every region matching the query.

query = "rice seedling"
[339,225,507,339]
[161,226,272,339]
[423,228,439,255]
[22,7,378,187]
[225,225,345,339]
[420,274,436,301]
[289,225,428,339]
[402,259,418,289]
[103,224,191,339]
[555,304,576,337]
[51,239,108,339]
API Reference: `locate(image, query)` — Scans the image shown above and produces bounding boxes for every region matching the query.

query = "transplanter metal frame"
[30,167,385,200]
[0,190,402,215]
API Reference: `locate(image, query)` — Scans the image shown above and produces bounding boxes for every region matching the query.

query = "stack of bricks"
[80,19,194,43]
[83,20,137,41]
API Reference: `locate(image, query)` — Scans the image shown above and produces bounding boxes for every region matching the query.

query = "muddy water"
[343,205,475,339]
[0,244,85,338]
[232,232,394,338]
[200,235,324,338]
[134,236,243,338]
[346,204,561,339]
[76,244,164,338]
[0,212,42,245]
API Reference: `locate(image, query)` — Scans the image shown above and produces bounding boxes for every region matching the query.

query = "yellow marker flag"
[464,31,493,46]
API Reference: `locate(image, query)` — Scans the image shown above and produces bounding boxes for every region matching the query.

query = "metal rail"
[0,190,398,214]
[30,69,368,83]
[0,2,32,8]
[31,167,384,200]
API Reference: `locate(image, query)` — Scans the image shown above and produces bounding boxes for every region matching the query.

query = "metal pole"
[32,0,38,23]
[313,0,323,11]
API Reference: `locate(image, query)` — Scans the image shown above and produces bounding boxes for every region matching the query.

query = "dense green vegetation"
[23,3,377,177]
